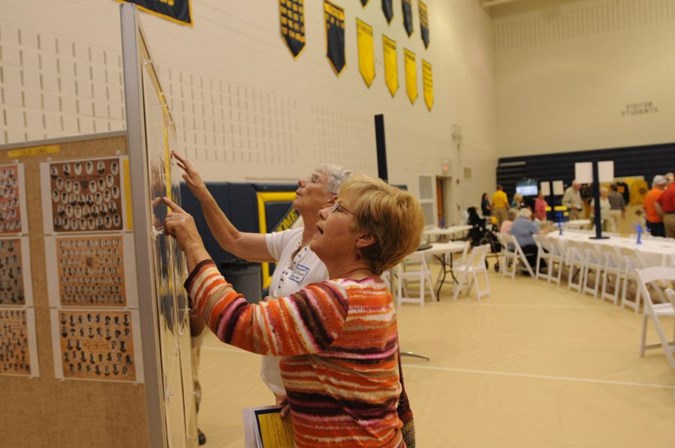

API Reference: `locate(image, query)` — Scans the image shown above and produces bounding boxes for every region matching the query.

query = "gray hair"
[519,208,532,218]
[316,163,352,195]
[507,208,519,220]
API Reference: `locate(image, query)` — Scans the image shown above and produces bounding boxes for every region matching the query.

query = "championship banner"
[422,59,434,111]
[402,0,413,36]
[120,0,192,25]
[356,19,375,87]
[383,35,398,97]
[419,1,430,48]
[382,0,393,24]
[280,0,306,58]
[404,48,417,104]
[324,1,346,75]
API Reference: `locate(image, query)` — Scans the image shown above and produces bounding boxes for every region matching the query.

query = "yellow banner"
[422,59,433,111]
[7,144,60,158]
[404,48,417,104]
[383,35,398,97]
[356,19,375,87]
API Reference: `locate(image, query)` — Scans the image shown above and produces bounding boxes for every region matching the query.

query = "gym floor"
[195,262,675,447]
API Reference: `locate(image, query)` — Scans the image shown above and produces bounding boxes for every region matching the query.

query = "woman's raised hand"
[172,151,209,200]
[163,197,204,252]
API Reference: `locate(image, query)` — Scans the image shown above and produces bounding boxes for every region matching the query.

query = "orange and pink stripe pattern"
[185,260,405,447]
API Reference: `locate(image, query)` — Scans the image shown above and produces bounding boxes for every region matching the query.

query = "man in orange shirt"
[657,174,675,238]
[491,185,509,226]
[644,175,667,237]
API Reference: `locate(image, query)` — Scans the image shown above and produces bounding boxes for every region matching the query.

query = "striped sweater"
[185,260,404,448]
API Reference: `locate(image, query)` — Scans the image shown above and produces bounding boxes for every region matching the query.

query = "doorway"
[436,176,454,227]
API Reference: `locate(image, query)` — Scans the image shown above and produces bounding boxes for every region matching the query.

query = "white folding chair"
[534,235,555,282]
[581,242,604,299]
[600,244,624,305]
[618,247,644,312]
[566,240,587,293]
[452,244,491,301]
[396,251,435,306]
[635,267,675,368]
[547,237,566,286]
[499,234,535,279]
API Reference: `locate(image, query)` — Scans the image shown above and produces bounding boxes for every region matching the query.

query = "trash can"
[219,259,263,304]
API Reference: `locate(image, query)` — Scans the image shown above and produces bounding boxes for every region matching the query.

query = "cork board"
[0,133,150,448]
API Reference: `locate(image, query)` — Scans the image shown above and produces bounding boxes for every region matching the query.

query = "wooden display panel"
[0,133,151,448]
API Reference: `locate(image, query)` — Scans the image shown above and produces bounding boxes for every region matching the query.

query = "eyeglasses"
[330,201,354,215]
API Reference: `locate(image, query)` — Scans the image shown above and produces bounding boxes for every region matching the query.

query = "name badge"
[289,264,310,284]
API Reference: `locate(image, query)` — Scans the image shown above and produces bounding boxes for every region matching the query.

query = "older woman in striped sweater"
[164,174,424,448]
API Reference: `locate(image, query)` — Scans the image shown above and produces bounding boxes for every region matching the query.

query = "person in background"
[665,172,674,184]
[590,187,612,231]
[607,184,626,233]
[644,175,667,237]
[172,151,351,420]
[480,192,492,217]
[510,208,542,270]
[562,180,583,220]
[511,193,525,209]
[163,174,424,448]
[534,192,548,222]
[500,208,518,235]
[656,174,675,238]
[491,185,509,226]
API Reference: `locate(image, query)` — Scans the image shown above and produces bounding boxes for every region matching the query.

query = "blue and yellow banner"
[404,48,417,104]
[360,0,369,5]
[382,0,393,24]
[422,59,433,111]
[419,1,430,48]
[120,0,192,25]
[280,0,306,58]
[356,19,375,87]
[402,0,413,36]
[324,1,346,75]
[383,35,398,97]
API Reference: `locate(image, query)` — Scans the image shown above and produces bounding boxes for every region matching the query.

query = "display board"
[0,132,150,447]
[121,3,197,447]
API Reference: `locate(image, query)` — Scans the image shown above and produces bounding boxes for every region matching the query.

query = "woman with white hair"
[510,207,542,269]
[172,151,352,423]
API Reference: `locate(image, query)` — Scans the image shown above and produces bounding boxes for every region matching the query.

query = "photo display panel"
[0,164,28,235]
[45,158,125,233]
[55,235,127,307]
[54,309,138,382]
[0,308,38,377]
[0,238,26,305]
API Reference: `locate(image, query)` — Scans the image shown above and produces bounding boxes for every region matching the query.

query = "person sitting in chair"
[510,208,543,271]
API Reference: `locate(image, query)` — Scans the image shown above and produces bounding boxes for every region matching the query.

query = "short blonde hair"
[339,174,424,275]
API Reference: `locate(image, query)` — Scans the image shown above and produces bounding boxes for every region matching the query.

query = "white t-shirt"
[260,227,329,394]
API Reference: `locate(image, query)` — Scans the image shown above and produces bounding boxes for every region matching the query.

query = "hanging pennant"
[383,35,398,97]
[360,0,369,5]
[422,59,434,111]
[419,1,430,48]
[404,48,417,104]
[356,19,375,87]
[324,1,346,75]
[120,0,192,25]
[402,0,413,36]
[382,0,394,24]
[279,0,306,58]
